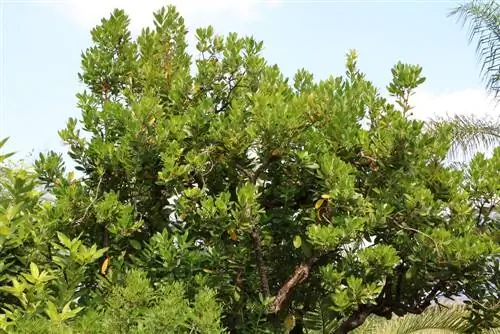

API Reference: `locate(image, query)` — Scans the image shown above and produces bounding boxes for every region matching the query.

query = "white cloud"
[59,0,270,33]
[407,88,499,159]
[380,88,499,160]
[410,88,500,121]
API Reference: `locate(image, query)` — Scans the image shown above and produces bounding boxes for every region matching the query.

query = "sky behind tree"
[1,0,499,164]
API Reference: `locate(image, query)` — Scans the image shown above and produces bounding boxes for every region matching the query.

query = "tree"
[0,141,225,333]
[0,6,498,333]
[427,114,500,159]
[451,0,500,99]
[428,0,500,157]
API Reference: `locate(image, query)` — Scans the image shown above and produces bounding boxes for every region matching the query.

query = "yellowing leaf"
[315,198,325,209]
[202,268,214,273]
[100,256,110,276]
[293,235,302,249]
[283,314,296,332]
[0,225,10,236]
[228,228,238,241]
[321,194,331,199]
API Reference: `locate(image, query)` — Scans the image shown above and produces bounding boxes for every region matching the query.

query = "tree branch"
[395,262,407,303]
[477,199,486,226]
[334,305,373,334]
[393,220,443,258]
[215,73,245,113]
[334,277,445,333]
[251,224,270,298]
[269,253,322,313]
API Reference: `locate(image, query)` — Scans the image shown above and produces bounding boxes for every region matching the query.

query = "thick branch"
[251,224,270,297]
[335,305,373,334]
[269,254,321,313]
[335,276,443,333]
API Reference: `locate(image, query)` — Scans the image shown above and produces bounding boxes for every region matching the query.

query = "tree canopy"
[0,6,498,333]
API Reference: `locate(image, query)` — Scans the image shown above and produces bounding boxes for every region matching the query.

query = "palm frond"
[428,114,500,158]
[450,0,500,98]
[303,302,339,334]
[486,328,500,334]
[354,304,471,334]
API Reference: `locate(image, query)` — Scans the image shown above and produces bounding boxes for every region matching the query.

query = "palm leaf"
[427,114,500,158]
[487,329,500,334]
[450,0,500,99]
[352,304,500,334]
[353,304,470,334]
[303,302,339,334]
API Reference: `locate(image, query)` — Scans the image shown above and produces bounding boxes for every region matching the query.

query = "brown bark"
[334,279,443,333]
[103,225,109,248]
[251,225,271,297]
[269,254,321,313]
[334,305,373,334]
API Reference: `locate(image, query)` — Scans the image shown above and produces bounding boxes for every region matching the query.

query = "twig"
[215,72,245,113]
[393,221,442,258]
[477,199,485,226]
[76,174,104,224]
[235,163,256,183]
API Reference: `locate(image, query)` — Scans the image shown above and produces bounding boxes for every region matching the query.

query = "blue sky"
[1,0,498,165]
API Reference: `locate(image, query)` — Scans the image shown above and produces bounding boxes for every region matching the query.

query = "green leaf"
[305,163,320,169]
[45,301,59,321]
[29,262,39,279]
[57,232,73,249]
[129,239,142,250]
[293,235,302,249]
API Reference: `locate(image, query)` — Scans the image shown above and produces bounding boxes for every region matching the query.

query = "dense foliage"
[0,6,498,333]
